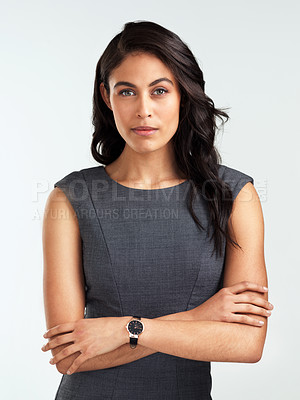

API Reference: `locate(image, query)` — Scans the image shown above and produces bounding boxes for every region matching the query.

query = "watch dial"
[128,320,143,334]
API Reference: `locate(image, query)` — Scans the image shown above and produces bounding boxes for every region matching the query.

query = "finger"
[50,343,80,365]
[234,303,272,318]
[66,353,88,375]
[234,293,273,310]
[42,333,73,352]
[229,313,265,327]
[229,281,268,295]
[44,322,74,338]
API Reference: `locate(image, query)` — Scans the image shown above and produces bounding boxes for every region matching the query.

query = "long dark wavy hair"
[91,20,240,259]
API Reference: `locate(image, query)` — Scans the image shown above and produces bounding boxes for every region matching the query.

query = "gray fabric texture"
[52,164,254,400]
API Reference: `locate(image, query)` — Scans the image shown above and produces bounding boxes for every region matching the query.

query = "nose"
[136,94,152,118]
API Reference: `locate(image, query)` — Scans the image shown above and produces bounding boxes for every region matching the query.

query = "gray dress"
[53,164,254,400]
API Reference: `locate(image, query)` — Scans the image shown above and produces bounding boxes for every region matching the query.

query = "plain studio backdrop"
[1,0,299,398]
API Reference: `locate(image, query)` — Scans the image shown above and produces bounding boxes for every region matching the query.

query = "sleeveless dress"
[53,164,254,400]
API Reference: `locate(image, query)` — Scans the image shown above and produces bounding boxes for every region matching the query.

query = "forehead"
[109,52,177,86]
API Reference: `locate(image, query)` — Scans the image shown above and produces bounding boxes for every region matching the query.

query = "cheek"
[160,98,180,125]
[112,101,132,123]
[162,94,180,111]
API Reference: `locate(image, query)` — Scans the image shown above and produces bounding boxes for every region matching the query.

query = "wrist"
[136,317,151,347]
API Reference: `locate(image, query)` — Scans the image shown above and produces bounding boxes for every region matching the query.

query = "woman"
[42,21,273,399]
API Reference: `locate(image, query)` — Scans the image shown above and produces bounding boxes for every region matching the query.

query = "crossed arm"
[42,182,269,374]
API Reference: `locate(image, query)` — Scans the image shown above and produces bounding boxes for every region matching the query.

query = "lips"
[132,126,158,136]
[132,126,158,131]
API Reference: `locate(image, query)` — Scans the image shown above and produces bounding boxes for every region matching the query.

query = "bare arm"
[42,187,86,373]
[42,188,194,374]
[137,182,268,363]
[71,309,195,373]
[43,181,268,373]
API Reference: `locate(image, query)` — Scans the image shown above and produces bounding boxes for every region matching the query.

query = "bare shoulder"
[224,182,268,310]
[42,187,85,372]
[44,185,79,220]
[228,181,264,250]
[225,181,265,276]
[223,181,268,359]
[223,182,268,357]
[42,186,84,319]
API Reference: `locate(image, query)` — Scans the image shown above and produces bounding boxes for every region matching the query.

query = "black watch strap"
[130,337,138,348]
[129,316,141,349]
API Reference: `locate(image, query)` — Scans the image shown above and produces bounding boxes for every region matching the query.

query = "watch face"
[128,320,143,335]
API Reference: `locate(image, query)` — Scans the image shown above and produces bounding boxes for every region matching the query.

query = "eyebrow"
[113,77,174,90]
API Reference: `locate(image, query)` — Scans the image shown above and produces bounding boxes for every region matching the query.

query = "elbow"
[51,345,73,375]
[56,364,66,375]
[246,341,265,363]
[236,347,262,363]
[242,320,267,363]
[247,349,263,363]
[56,360,69,375]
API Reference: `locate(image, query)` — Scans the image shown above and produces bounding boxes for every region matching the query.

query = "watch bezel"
[126,319,144,335]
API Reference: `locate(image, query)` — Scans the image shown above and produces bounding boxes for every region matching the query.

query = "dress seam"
[79,169,125,317]
[184,265,203,311]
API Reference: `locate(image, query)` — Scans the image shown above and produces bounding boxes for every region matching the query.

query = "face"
[100,52,181,154]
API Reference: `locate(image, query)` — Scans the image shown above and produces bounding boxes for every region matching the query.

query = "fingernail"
[67,370,71,375]
[263,286,268,291]
[258,320,264,325]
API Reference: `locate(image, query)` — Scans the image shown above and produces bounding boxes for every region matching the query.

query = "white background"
[1,0,299,398]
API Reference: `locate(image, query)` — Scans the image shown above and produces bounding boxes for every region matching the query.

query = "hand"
[41,316,131,374]
[190,281,274,327]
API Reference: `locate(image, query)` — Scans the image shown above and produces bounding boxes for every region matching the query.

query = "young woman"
[42,20,273,399]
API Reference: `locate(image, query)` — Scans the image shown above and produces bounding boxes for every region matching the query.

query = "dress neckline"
[102,166,189,192]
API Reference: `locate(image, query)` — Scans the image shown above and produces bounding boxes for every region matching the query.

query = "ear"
[100,83,112,110]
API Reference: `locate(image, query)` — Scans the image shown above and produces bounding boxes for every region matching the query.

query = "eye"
[119,89,135,96]
[153,88,168,95]
[118,88,168,97]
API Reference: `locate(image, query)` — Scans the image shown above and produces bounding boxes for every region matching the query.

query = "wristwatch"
[126,316,144,349]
